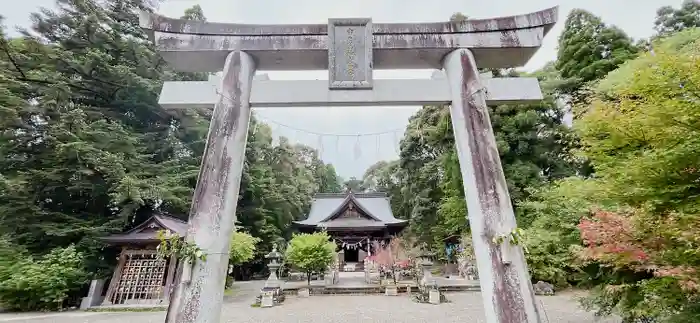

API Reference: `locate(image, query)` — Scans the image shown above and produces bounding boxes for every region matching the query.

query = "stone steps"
[282,282,480,295]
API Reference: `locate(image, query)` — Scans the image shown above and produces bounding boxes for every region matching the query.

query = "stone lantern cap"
[265,246,282,261]
[419,250,435,266]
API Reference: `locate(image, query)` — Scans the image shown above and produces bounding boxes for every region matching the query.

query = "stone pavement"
[0,292,620,323]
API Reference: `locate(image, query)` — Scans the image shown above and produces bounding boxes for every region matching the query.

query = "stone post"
[165,50,256,323]
[80,279,106,310]
[443,48,542,323]
[419,255,435,288]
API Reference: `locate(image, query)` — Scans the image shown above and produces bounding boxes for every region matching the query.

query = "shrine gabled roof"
[101,213,188,245]
[294,192,406,227]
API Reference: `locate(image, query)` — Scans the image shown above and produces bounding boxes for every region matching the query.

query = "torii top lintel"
[140,6,558,73]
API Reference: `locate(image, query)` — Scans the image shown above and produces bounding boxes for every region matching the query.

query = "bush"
[229,231,260,266]
[523,228,578,286]
[0,245,87,311]
[284,232,336,285]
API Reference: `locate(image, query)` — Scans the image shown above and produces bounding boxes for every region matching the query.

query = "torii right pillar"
[444,50,541,322]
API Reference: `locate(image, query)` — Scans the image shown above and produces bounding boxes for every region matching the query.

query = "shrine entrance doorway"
[141,6,559,323]
[344,247,359,263]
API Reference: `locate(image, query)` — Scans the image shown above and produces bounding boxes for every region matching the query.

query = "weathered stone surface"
[158,77,543,110]
[533,281,555,296]
[260,293,274,308]
[444,48,542,322]
[328,18,372,89]
[80,279,106,310]
[164,50,256,323]
[138,7,558,72]
[429,290,441,304]
[139,7,557,36]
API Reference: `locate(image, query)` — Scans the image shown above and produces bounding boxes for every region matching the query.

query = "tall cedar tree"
[555,9,638,103]
[0,1,342,280]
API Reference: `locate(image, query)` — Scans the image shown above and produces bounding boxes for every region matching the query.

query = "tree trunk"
[307,271,312,285]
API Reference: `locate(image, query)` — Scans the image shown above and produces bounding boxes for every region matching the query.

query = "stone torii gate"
[140,6,558,323]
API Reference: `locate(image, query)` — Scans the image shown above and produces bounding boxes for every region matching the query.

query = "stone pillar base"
[429,290,441,304]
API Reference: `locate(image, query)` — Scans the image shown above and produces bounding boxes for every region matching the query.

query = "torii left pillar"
[165,50,255,323]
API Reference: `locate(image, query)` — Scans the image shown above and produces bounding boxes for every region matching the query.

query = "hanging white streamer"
[393,131,400,154]
[317,134,324,158]
[375,134,380,158]
[252,116,404,157]
[353,135,362,160]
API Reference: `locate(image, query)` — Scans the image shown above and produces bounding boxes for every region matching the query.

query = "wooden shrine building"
[100,213,186,306]
[293,192,407,271]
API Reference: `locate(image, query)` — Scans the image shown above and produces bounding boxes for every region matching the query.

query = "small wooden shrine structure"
[100,213,187,305]
[294,192,407,271]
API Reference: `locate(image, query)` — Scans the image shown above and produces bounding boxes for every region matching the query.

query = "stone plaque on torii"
[140,6,558,323]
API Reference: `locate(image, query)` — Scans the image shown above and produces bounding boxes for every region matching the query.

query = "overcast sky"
[4,0,682,179]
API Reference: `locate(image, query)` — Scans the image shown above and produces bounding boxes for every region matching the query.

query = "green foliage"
[555,9,638,104]
[181,4,206,21]
[284,232,336,285]
[523,29,700,321]
[0,245,87,311]
[156,230,206,263]
[0,0,200,273]
[229,231,260,266]
[522,228,578,286]
[654,0,700,36]
[368,67,577,252]
[577,29,700,214]
[0,0,342,308]
[449,12,468,23]
[517,178,607,285]
[342,176,365,193]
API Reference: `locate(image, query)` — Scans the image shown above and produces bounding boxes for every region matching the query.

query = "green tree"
[342,177,365,193]
[392,67,578,251]
[654,0,700,36]
[523,28,700,321]
[555,9,638,102]
[176,5,210,82]
[229,231,259,266]
[318,164,342,193]
[1,0,341,304]
[181,4,206,21]
[284,232,336,285]
[576,28,700,214]
[0,245,87,311]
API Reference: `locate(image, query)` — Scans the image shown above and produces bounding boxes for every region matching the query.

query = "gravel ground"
[0,292,620,323]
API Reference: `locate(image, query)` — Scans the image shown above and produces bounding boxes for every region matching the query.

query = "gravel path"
[0,292,620,323]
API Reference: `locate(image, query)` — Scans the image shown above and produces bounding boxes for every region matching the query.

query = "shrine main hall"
[293,192,407,271]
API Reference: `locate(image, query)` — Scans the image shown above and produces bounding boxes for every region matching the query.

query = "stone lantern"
[418,251,436,288]
[264,246,282,289]
[418,251,441,304]
[256,246,285,307]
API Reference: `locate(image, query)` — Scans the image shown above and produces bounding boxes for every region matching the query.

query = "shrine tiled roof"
[319,218,388,228]
[101,213,188,244]
[294,192,406,228]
